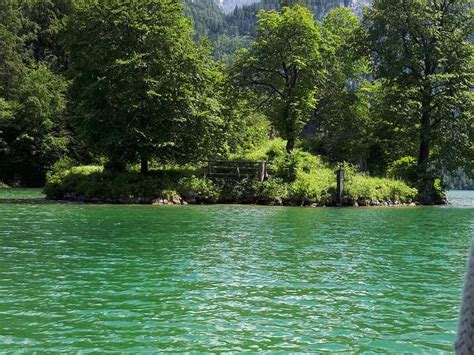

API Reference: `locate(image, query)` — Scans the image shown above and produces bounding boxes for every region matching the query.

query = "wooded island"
[0,0,472,206]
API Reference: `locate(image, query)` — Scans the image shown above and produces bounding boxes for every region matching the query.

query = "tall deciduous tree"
[363,0,473,202]
[0,0,69,186]
[307,8,372,165]
[232,4,324,153]
[24,0,72,71]
[67,0,225,174]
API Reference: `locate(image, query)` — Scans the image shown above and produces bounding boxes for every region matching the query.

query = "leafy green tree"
[0,0,30,99]
[0,0,69,185]
[222,88,272,155]
[67,0,225,174]
[24,0,72,71]
[306,8,372,164]
[0,64,68,185]
[363,0,473,202]
[232,5,324,153]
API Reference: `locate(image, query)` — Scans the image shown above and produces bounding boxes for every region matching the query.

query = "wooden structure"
[336,168,345,205]
[208,160,268,182]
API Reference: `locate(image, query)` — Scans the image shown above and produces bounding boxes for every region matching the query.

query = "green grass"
[45,139,418,205]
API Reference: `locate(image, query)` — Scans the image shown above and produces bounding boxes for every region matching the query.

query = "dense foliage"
[306,8,372,164]
[232,5,324,153]
[0,0,70,186]
[67,0,226,174]
[45,139,418,205]
[363,0,473,202]
[1,0,472,204]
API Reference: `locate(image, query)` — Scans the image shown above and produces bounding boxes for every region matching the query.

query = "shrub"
[235,138,287,161]
[44,142,420,206]
[289,170,335,205]
[160,190,180,201]
[345,174,418,203]
[178,176,220,203]
[44,165,195,202]
[259,178,289,204]
[50,156,76,176]
[387,156,418,186]
[217,178,261,203]
[44,165,104,199]
[434,178,447,202]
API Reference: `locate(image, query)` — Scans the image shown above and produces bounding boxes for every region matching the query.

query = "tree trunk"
[140,157,149,175]
[286,136,295,153]
[417,88,434,203]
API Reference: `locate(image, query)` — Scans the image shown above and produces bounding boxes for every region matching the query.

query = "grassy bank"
[44,140,418,206]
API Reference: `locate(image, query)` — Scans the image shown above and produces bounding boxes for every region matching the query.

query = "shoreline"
[44,196,430,207]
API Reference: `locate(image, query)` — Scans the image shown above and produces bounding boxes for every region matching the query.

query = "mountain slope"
[217,0,370,16]
[184,0,371,62]
[183,0,225,37]
[217,0,260,13]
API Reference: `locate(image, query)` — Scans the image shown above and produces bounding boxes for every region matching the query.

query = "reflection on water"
[0,190,473,352]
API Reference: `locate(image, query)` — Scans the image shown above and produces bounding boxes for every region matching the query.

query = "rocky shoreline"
[50,193,434,207]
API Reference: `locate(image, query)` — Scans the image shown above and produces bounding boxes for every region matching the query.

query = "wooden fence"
[207,160,268,182]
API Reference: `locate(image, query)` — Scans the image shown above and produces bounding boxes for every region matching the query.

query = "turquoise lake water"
[0,189,473,352]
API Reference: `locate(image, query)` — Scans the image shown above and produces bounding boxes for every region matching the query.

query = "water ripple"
[0,192,473,351]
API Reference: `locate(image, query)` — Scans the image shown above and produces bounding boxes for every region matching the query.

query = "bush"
[50,156,76,176]
[434,178,447,202]
[259,178,289,204]
[235,138,287,161]
[345,175,418,203]
[44,165,103,199]
[177,176,220,203]
[233,139,418,205]
[217,178,261,204]
[387,156,418,186]
[160,190,180,201]
[289,170,335,205]
[44,166,195,202]
[269,148,335,205]
[44,141,419,206]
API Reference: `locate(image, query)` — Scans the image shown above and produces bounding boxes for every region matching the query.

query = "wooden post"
[336,168,345,206]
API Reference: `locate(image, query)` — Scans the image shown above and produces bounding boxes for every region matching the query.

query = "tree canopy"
[308,8,372,165]
[232,4,325,153]
[0,0,69,185]
[0,0,472,202]
[363,0,473,201]
[67,0,225,173]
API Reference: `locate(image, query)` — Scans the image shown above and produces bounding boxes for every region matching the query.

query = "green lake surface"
[0,189,473,352]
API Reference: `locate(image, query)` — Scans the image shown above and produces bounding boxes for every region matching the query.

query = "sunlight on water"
[448,190,474,208]
[0,189,473,352]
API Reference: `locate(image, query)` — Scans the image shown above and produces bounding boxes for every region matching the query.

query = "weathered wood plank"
[208,160,268,181]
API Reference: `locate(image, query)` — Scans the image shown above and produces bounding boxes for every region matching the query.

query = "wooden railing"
[207,160,268,182]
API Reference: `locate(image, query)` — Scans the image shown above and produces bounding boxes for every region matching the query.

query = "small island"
[1,1,470,206]
[0,0,473,353]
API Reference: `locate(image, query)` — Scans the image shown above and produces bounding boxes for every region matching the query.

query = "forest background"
[0,0,472,204]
